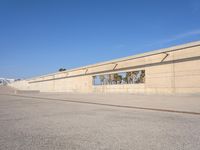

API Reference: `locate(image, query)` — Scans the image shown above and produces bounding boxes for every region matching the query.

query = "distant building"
[0,78,15,85]
[9,41,200,95]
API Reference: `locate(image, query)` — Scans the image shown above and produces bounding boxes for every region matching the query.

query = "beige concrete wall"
[9,42,200,95]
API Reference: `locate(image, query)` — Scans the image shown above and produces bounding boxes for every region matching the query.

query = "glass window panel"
[93,70,145,85]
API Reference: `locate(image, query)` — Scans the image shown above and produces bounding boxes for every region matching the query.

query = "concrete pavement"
[7,90,200,115]
[0,94,200,150]
[0,86,200,149]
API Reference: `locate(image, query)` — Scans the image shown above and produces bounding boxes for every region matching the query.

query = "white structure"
[0,78,15,85]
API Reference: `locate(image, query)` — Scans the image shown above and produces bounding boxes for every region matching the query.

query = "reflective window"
[93,70,145,85]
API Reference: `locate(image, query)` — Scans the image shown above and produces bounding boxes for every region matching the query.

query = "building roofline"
[27,40,200,81]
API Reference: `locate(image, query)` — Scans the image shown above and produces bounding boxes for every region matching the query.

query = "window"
[93,70,145,85]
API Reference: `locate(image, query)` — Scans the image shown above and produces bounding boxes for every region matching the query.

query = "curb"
[1,93,200,116]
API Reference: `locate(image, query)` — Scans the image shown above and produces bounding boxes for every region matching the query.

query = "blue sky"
[1,0,200,79]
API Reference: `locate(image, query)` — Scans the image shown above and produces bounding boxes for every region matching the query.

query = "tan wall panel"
[145,88,174,94]
[146,76,173,88]
[145,52,173,63]
[88,64,116,74]
[68,69,85,76]
[146,63,173,74]
[175,75,200,88]
[173,46,200,60]
[175,88,200,94]
[116,57,146,69]
[55,73,67,78]
[174,59,200,72]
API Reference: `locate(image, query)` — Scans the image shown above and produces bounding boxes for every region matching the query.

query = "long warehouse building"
[9,41,200,95]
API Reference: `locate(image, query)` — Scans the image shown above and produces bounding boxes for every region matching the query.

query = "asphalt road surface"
[0,94,200,150]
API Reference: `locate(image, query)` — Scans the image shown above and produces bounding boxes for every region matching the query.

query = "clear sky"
[1,0,200,79]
